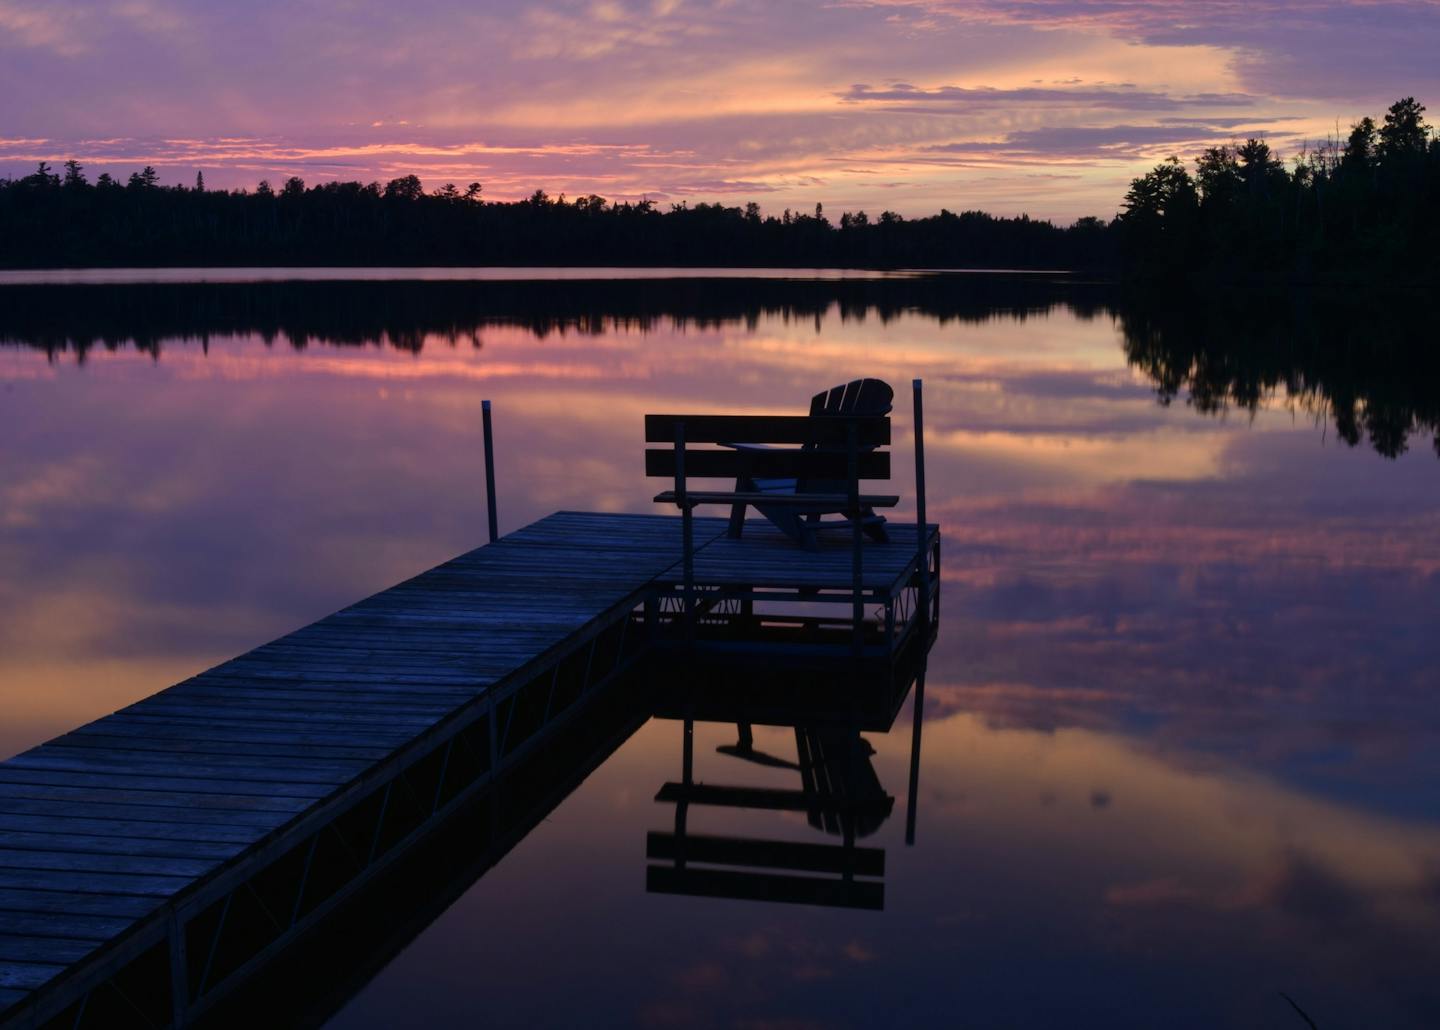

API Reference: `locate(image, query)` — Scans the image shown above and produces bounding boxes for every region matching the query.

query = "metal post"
[905,660,927,845]
[675,716,695,866]
[169,910,188,1028]
[482,399,499,543]
[912,379,930,623]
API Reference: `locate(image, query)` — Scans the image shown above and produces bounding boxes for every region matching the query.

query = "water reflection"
[3,277,1435,460]
[1,273,1437,1027]
[645,658,927,913]
[1120,290,1440,458]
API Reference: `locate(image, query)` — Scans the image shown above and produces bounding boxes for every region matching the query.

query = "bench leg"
[801,520,820,552]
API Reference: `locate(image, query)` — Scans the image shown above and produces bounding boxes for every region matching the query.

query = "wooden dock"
[0,510,938,1029]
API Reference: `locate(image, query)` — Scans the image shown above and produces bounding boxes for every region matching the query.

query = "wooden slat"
[654,782,893,814]
[47,733,391,763]
[7,751,365,786]
[0,798,290,831]
[0,782,315,813]
[654,491,900,510]
[0,937,99,966]
[645,414,889,445]
[0,769,333,801]
[0,890,161,919]
[0,868,191,897]
[645,448,889,480]
[0,963,65,991]
[0,849,218,878]
[646,831,884,876]
[646,866,883,911]
[0,830,242,862]
[0,912,135,942]
[0,813,259,846]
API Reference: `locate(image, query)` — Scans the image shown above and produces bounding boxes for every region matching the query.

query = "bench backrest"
[645,378,894,486]
[643,413,891,483]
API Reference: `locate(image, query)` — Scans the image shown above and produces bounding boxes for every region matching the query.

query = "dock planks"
[0,510,934,1027]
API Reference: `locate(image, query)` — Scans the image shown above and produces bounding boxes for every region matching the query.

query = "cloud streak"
[0,0,1434,217]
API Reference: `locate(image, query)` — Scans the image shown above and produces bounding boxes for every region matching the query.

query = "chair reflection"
[645,653,928,912]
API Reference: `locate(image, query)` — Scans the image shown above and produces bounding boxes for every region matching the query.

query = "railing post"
[482,399,499,544]
[848,418,863,656]
[912,379,930,623]
[675,421,694,644]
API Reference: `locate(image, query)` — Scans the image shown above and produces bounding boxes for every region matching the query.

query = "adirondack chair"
[724,378,895,548]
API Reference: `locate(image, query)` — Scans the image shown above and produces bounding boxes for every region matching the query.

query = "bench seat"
[653,490,900,510]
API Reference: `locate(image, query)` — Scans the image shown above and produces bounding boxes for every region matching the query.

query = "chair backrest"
[809,378,894,419]
[797,378,893,491]
[643,412,891,485]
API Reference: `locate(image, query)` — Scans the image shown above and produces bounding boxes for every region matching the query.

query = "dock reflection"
[201,629,935,1028]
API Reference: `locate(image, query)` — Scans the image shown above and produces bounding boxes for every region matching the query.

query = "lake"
[1,271,1436,1028]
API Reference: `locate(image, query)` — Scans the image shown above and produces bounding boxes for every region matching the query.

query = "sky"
[1,0,1438,220]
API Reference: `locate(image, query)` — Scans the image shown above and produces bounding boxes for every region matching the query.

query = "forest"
[0,164,1108,270]
[0,97,1434,282]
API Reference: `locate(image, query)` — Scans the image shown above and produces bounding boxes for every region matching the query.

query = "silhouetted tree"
[1342,117,1377,173]
[384,175,423,201]
[1379,97,1428,161]
[127,166,160,190]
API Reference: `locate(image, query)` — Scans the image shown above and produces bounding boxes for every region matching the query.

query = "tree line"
[0,96,1433,280]
[0,165,1110,270]
[1118,97,1439,283]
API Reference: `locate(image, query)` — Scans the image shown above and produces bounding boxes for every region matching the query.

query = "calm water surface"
[1,273,1436,1028]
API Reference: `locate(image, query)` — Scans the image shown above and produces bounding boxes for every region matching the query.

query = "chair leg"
[729,475,754,538]
[727,502,746,538]
[863,509,890,543]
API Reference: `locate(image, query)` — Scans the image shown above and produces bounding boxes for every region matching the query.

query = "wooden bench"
[647,381,927,651]
[646,413,899,526]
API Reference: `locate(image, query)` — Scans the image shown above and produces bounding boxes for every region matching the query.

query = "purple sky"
[2,0,1437,219]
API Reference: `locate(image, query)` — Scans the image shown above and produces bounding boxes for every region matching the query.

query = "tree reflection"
[2,275,1434,458]
[1120,290,1440,458]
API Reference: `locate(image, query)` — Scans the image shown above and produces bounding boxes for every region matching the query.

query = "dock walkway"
[0,510,936,1029]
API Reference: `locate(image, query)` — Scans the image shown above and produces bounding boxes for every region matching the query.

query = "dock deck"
[0,510,938,1029]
